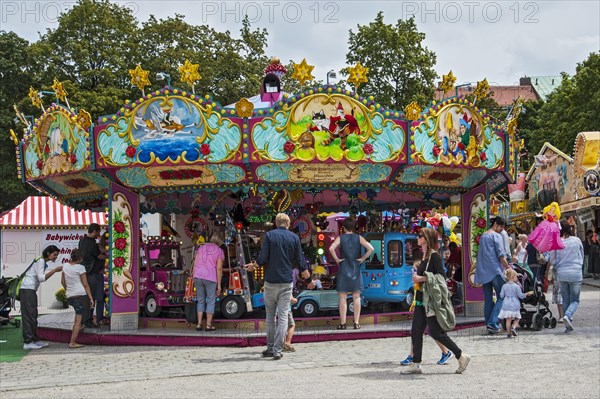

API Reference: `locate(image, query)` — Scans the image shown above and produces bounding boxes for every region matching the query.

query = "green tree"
[28,0,139,117]
[345,12,437,110]
[528,53,600,155]
[0,31,37,211]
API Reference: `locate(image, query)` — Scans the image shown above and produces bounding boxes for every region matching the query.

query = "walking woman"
[404,228,471,374]
[329,217,373,330]
[550,221,584,332]
[20,245,63,350]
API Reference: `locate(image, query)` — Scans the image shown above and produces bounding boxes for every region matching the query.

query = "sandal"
[336,323,347,330]
[196,325,203,331]
[69,343,84,348]
[353,323,361,330]
[205,325,216,331]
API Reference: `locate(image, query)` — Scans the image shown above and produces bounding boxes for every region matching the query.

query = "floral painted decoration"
[200,144,211,156]
[159,169,203,180]
[112,210,130,275]
[404,101,422,121]
[471,208,487,256]
[125,145,136,158]
[283,141,295,154]
[235,98,254,118]
[363,143,374,155]
[76,110,92,130]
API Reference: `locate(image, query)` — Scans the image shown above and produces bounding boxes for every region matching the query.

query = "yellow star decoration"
[28,87,42,109]
[473,78,490,99]
[235,98,254,118]
[347,62,369,89]
[507,118,518,136]
[404,101,422,121]
[52,78,68,102]
[291,58,315,86]
[440,70,457,94]
[129,65,151,92]
[178,59,201,87]
[76,109,92,131]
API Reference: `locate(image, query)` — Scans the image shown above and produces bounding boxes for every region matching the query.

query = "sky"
[1,0,599,87]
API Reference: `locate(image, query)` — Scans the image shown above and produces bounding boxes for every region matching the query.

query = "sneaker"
[34,341,49,348]
[262,349,274,357]
[403,363,423,374]
[272,353,283,360]
[511,329,518,337]
[437,351,453,365]
[507,334,513,338]
[23,342,43,350]
[400,355,413,366]
[563,316,574,332]
[486,325,499,335]
[282,344,295,352]
[456,353,471,374]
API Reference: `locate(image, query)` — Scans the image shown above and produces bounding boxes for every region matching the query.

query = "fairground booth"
[12,59,521,334]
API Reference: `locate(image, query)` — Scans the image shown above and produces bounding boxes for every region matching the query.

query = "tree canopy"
[345,12,438,110]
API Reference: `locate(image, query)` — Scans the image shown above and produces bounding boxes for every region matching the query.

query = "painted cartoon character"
[322,102,361,150]
[309,110,330,132]
[528,202,565,253]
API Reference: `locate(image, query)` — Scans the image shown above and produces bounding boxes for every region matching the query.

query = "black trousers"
[411,305,462,363]
[20,289,40,344]
[88,273,105,322]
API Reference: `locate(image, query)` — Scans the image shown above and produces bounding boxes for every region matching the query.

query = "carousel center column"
[108,182,140,331]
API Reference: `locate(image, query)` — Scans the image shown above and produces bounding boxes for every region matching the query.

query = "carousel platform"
[36,310,484,347]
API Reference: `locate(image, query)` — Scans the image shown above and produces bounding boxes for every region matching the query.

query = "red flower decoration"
[36,160,43,170]
[125,145,136,158]
[200,144,211,156]
[69,153,77,164]
[115,238,127,251]
[114,221,125,233]
[363,143,374,155]
[474,235,482,245]
[283,141,295,154]
[114,257,125,268]
[432,146,441,157]
[480,152,487,161]
[458,142,466,151]
[476,217,487,228]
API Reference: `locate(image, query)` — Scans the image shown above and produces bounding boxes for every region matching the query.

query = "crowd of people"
[18,209,598,376]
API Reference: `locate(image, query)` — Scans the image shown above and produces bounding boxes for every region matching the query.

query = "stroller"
[0,277,21,328]
[512,264,557,331]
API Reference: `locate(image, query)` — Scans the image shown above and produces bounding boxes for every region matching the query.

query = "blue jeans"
[264,282,293,355]
[559,281,582,320]
[194,278,217,313]
[483,274,505,329]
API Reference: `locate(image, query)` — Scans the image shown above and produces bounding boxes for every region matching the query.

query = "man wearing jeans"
[246,213,311,360]
[474,217,511,334]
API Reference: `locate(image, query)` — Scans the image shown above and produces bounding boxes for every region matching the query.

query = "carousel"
[11,58,522,344]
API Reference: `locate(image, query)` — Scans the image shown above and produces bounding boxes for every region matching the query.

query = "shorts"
[67,296,89,315]
[287,311,295,328]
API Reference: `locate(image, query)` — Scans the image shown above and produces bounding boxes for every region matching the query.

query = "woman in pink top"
[193,232,224,331]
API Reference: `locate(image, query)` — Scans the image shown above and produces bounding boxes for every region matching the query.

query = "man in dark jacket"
[78,223,101,327]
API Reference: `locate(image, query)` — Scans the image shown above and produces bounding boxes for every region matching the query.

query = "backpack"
[6,258,40,302]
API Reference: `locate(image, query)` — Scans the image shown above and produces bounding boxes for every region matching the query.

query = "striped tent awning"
[0,196,107,228]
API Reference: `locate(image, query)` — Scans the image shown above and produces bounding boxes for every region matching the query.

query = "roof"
[435,85,540,107]
[525,142,573,181]
[529,76,562,101]
[0,196,107,228]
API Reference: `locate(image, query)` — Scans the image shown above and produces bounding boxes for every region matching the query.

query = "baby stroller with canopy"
[0,277,21,328]
[512,264,557,331]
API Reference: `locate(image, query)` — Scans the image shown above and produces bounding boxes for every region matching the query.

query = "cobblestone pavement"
[2,286,598,399]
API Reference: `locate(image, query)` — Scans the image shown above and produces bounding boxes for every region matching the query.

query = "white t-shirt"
[63,263,87,298]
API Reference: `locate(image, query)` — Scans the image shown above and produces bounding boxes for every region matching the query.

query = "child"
[498,268,532,338]
[283,296,298,352]
[61,249,94,348]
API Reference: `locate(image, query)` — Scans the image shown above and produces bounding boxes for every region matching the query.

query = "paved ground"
[1,285,598,398]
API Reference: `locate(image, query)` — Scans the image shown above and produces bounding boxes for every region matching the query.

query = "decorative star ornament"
[178,59,201,88]
[291,58,315,86]
[404,101,422,121]
[440,71,456,94]
[473,78,490,99]
[129,65,151,93]
[347,62,369,89]
[28,87,42,109]
[51,78,68,102]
